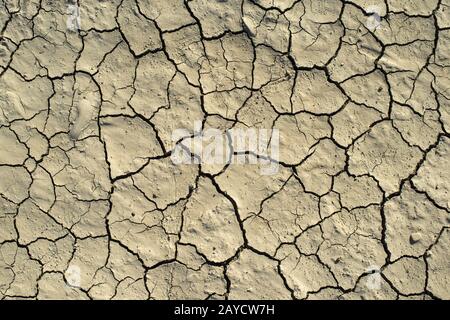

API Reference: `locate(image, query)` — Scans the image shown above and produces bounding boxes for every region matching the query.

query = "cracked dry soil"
[0,0,449,300]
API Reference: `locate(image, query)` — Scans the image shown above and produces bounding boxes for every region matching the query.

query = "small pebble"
[410,232,422,244]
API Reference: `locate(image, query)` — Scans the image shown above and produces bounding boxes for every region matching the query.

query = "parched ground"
[0,0,449,300]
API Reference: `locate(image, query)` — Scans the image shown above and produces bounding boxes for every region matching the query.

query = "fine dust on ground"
[0,0,449,300]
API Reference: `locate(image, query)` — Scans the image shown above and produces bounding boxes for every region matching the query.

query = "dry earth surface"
[0,0,449,300]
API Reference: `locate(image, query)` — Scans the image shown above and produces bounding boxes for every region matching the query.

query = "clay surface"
[0,0,449,300]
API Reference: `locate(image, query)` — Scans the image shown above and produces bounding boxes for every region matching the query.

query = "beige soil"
[0,0,449,300]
